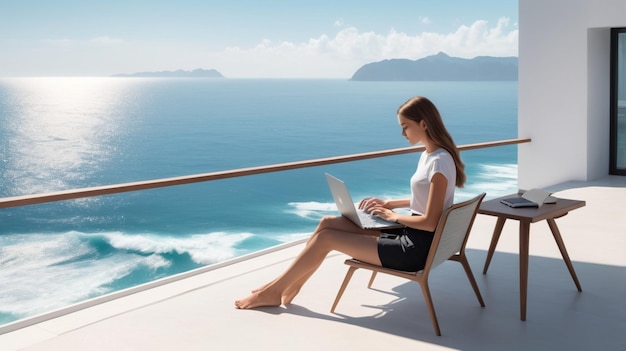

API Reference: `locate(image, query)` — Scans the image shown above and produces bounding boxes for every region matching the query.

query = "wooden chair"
[330,193,486,336]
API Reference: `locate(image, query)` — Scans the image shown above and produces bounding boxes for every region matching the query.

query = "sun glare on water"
[3,77,137,196]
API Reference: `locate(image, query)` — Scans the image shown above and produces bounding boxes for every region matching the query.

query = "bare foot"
[235,289,282,309]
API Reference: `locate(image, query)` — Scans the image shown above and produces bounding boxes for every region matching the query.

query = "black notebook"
[500,189,553,208]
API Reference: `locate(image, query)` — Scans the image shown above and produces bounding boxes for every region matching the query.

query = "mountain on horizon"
[351,52,518,81]
[112,68,223,78]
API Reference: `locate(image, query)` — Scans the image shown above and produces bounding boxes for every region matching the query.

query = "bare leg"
[235,218,381,309]
[251,216,377,295]
[275,217,379,303]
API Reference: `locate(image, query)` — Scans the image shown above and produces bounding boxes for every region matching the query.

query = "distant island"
[351,52,518,81]
[112,68,224,78]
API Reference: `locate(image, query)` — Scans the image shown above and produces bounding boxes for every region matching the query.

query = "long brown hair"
[397,96,466,187]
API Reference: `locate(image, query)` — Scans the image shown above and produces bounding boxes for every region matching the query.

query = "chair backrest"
[424,193,486,272]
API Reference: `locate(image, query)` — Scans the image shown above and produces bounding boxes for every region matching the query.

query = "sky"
[0,0,518,78]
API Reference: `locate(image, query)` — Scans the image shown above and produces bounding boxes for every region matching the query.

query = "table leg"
[519,220,530,321]
[546,218,583,292]
[483,217,506,274]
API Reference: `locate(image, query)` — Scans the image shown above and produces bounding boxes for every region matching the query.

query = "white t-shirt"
[409,148,457,215]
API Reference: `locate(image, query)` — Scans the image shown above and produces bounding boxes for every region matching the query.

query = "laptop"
[500,188,555,208]
[325,173,403,229]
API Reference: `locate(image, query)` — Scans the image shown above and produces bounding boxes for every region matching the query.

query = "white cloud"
[0,18,518,78]
[207,18,518,78]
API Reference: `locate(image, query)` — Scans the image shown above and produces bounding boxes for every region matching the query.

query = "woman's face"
[398,114,427,145]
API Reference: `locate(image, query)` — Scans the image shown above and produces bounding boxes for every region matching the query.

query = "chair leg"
[331,266,358,313]
[418,279,441,336]
[367,271,377,288]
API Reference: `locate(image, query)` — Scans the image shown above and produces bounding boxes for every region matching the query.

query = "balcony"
[0,137,624,350]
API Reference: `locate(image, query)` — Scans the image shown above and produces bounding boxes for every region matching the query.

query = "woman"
[235,96,465,309]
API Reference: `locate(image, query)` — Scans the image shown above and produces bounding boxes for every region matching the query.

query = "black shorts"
[377,226,435,272]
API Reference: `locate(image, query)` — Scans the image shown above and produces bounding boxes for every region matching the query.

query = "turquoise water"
[0,78,518,324]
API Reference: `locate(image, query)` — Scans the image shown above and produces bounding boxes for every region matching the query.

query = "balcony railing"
[0,138,530,209]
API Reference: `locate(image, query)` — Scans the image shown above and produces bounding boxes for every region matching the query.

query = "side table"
[478,194,585,320]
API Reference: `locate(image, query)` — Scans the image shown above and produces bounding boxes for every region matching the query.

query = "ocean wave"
[0,230,262,320]
[459,163,518,200]
[100,231,253,265]
[0,232,168,318]
[285,201,337,220]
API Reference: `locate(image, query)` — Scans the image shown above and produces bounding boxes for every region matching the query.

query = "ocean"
[0,78,518,325]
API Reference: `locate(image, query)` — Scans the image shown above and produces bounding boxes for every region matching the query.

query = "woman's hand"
[358,197,386,212]
[369,206,397,223]
[359,198,398,222]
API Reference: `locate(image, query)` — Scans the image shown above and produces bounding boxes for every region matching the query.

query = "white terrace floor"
[1,176,625,351]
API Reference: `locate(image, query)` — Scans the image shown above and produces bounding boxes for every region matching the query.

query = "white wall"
[518,0,626,189]
[587,27,611,180]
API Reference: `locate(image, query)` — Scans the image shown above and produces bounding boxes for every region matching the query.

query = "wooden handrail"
[0,138,530,208]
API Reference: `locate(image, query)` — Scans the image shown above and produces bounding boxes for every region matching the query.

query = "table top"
[478,194,586,223]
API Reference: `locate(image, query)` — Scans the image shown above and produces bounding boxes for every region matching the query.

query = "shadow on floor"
[258,249,625,351]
